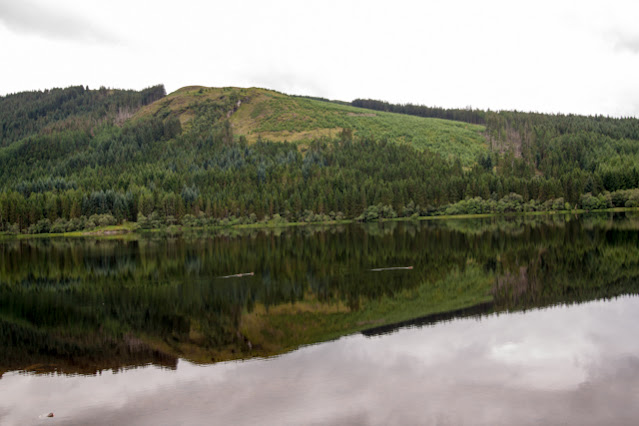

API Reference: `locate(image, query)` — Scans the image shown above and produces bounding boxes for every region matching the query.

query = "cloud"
[32,352,639,426]
[611,31,639,54]
[4,297,639,425]
[0,0,118,44]
[238,70,329,99]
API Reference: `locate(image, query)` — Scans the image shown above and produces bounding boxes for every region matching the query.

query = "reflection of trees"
[2,214,639,373]
[493,266,540,306]
[0,318,176,377]
[490,214,639,309]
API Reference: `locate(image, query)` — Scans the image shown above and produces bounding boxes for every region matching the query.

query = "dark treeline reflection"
[2,212,639,375]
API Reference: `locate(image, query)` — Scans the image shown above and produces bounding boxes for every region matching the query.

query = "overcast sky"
[1,0,638,116]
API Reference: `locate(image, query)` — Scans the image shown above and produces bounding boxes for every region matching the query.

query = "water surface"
[1,213,639,424]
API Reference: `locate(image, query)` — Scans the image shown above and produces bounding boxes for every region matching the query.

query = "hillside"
[0,85,166,147]
[133,86,487,165]
[1,84,639,234]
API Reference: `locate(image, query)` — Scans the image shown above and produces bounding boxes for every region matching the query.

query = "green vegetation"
[135,86,487,165]
[352,98,486,125]
[2,84,639,241]
[0,84,165,146]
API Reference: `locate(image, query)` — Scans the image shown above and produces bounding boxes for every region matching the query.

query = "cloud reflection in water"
[3,296,639,425]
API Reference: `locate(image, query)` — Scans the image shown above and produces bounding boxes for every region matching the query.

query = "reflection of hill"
[2,214,639,374]
[361,302,495,336]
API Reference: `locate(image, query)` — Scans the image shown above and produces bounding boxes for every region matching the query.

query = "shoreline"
[1,207,637,240]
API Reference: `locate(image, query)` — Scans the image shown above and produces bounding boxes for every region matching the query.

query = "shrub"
[625,190,639,207]
[497,193,523,213]
[551,198,565,211]
[610,190,629,207]
[35,219,51,234]
[6,223,20,235]
[50,218,68,234]
[182,214,198,227]
[66,218,85,232]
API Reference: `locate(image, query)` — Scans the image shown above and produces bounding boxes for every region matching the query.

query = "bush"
[381,204,397,219]
[6,223,20,235]
[580,193,608,210]
[137,213,152,229]
[50,218,68,234]
[402,201,416,217]
[33,219,51,234]
[625,190,639,207]
[182,214,198,227]
[357,205,379,222]
[66,217,85,232]
[610,190,629,207]
[271,213,287,225]
[523,199,541,212]
[357,204,397,222]
[149,212,162,228]
[89,214,116,227]
[497,193,523,213]
[551,198,565,211]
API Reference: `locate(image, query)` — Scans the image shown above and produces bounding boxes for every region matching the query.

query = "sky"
[1,0,639,117]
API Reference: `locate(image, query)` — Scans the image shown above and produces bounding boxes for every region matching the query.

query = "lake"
[1,213,639,425]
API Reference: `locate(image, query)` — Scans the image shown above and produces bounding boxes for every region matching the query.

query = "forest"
[1,85,639,233]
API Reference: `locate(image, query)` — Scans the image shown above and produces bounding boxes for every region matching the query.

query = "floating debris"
[370,266,413,272]
[219,272,255,279]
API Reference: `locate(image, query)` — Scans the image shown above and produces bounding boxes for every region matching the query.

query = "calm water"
[1,213,639,425]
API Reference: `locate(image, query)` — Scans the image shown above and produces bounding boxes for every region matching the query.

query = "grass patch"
[134,86,488,166]
[234,91,488,166]
[0,223,137,240]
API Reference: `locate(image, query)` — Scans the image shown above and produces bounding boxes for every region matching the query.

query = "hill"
[1,84,639,234]
[133,86,487,165]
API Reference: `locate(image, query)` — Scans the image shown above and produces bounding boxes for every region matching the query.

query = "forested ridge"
[1,85,639,234]
[0,85,166,146]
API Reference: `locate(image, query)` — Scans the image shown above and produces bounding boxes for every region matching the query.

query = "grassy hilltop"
[134,86,487,165]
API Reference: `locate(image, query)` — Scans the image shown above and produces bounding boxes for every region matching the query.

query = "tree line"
[351,98,486,125]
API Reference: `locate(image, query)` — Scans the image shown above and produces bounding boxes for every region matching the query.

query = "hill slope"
[0,85,166,147]
[1,84,639,234]
[134,86,487,165]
